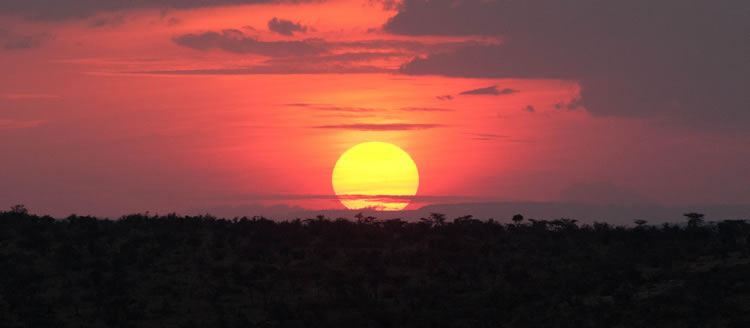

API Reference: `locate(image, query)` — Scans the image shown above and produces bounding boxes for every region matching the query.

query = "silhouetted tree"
[453,215,475,224]
[354,212,377,225]
[634,219,648,228]
[420,213,446,227]
[512,214,524,225]
[550,218,578,230]
[9,204,28,215]
[684,212,705,228]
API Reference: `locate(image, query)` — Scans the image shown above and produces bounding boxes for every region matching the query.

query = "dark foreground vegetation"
[1,206,750,327]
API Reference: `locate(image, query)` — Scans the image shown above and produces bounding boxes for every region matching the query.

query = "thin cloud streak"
[172,29,326,56]
[472,133,510,141]
[172,29,494,57]
[313,123,445,131]
[460,85,518,96]
[286,104,380,112]
[399,107,454,112]
[131,65,392,75]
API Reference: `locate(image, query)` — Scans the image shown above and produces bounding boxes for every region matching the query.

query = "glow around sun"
[332,142,419,211]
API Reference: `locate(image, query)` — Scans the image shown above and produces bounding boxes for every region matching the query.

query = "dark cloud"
[388,0,750,129]
[171,28,472,59]
[264,52,406,65]
[172,29,325,56]
[313,123,444,131]
[287,104,379,112]
[168,28,485,73]
[171,28,489,64]
[554,99,582,111]
[0,28,47,50]
[267,17,308,36]
[384,0,501,37]
[401,45,571,79]
[0,0,304,20]
[89,15,125,28]
[525,105,535,113]
[334,39,487,53]
[460,85,518,96]
[436,95,453,101]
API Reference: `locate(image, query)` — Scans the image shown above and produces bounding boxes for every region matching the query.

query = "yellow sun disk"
[332,142,419,211]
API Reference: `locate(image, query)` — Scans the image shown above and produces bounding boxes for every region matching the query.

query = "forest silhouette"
[1,205,749,327]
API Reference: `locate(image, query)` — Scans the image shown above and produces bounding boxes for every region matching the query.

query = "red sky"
[1,0,748,218]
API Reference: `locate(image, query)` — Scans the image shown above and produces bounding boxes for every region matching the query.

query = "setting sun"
[332,142,419,211]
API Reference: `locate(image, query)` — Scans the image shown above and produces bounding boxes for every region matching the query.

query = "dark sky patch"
[267,17,308,36]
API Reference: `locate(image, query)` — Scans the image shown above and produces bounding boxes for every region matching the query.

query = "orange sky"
[1,0,748,217]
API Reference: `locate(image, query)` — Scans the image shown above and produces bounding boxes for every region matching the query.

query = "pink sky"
[1,0,748,218]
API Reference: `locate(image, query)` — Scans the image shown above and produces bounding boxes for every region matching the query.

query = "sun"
[332,142,419,211]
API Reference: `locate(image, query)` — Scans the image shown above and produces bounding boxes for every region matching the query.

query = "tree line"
[1,205,749,327]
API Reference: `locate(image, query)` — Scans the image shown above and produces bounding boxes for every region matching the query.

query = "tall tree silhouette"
[420,212,446,227]
[684,212,705,228]
[512,214,524,225]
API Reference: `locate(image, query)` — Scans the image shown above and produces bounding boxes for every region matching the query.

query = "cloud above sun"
[173,29,325,56]
[388,0,749,129]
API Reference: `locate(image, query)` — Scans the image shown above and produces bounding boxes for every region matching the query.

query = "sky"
[1,0,748,219]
